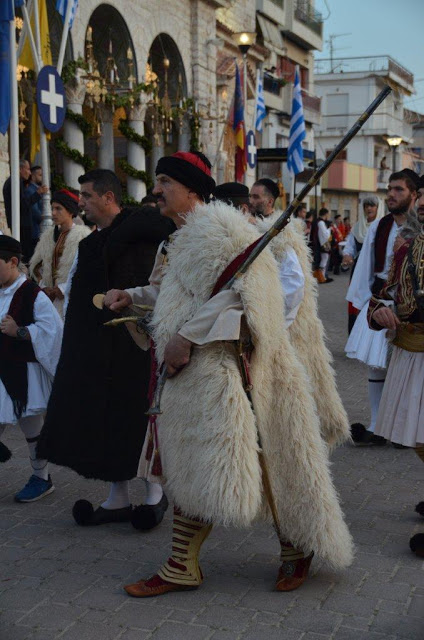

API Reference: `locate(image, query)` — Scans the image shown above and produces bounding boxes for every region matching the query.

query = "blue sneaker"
[14,474,55,503]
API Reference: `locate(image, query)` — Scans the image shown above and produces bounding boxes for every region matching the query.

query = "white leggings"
[0,414,48,478]
[320,253,329,270]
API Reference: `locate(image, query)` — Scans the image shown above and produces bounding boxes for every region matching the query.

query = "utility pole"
[327,33,352,72]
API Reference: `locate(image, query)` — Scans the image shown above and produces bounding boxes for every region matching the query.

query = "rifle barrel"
[224,85,392,288]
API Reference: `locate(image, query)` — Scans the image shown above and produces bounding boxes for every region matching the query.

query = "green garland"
[54,137,95,172]
[118,119,152,154]
[121,193,143,207]
[106,83,156,109]
[65,109,92,137]
[61,58,88,84]
[119,159,153,190]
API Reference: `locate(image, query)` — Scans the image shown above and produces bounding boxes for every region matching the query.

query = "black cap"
[402,168,420,189]
[214,182,249,202]
[417,175,424,190]
[0,235,22,258]
[255,178,280,201]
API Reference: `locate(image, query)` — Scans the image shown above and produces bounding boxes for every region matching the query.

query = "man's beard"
[417,209,424,225]
[387,197,413,215]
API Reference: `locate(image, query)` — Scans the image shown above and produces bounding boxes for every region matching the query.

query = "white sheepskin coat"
[144,201,353,570]
[29,224,91,288]
[256,214,350,450]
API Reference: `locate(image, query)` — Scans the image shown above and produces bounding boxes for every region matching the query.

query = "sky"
[314,0,424,114]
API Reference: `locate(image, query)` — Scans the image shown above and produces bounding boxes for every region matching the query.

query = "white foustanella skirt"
[345,302,389,369]
[375,346,424,447]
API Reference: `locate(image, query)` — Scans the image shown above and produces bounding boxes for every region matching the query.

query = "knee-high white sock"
[368,367,386,433]
[101,481,130,510]
[144,479,163,505]
[19,415,49,480]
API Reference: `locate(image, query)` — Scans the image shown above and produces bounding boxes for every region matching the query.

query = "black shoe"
[415,502,424,517]
[324,277,334,283]
[72,500,133,526]
[392,443,409,449]
[350,423,386,446]
[131,493,169,531]
[410,533,424,558]
[0,441,12,462]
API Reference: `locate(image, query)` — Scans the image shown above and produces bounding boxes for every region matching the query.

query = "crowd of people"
[0,152,423,602]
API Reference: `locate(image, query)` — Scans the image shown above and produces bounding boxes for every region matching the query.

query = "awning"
[257,14,285,54]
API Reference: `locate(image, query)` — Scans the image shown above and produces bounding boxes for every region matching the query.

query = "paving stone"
[58,621,124,640]
[282,608,342,635]
[242,625,302,640]
[1,274,423,639]
[112,602,172,630]
[18,603,88,631]
[321,593,378,617]
[370,611,424,639]
[333,629,394,640]
[193,605,255,632]
[149,622,212,640]
[408,596,424,618]
[358,580,412,601]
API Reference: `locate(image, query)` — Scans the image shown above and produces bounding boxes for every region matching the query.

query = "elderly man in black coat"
[37,169,174,528]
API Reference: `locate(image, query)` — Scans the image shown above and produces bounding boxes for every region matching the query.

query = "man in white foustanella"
[345,169,419,445]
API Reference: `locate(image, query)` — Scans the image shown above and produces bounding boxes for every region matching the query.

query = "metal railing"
[314,55,414,86]
[294,0,323,36]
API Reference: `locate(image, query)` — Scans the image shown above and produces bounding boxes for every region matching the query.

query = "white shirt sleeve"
[343,232,357,258]
[27,292,64,378]
[178,290,243,345]
[279,247,305,328]
[318,220,331,246]
[346,220,379,309]
[63,250,79,317]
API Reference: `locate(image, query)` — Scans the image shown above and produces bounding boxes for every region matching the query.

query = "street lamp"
[386,136,403,172]
[232,31,256,108]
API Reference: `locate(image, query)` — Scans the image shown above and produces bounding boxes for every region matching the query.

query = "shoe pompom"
[72,499,94,526]
[350,423,366,441]
[415,502,424,517]
[131,504,160,531]
[409,533,424,558]
[0,442,12,463]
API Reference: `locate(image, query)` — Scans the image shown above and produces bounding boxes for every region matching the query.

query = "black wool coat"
[37,207,175,481]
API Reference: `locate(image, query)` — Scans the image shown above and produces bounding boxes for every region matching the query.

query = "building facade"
[314,55,415,222]
[1,0,324,230]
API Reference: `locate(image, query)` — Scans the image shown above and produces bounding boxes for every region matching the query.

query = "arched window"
[88,4,137,87]
[148,34,187,104]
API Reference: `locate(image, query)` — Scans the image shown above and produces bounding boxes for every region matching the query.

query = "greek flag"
[287,66,306,176]
[55,0,78,28]
[255,73,266,132]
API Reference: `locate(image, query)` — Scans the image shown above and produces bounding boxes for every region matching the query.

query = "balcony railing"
[314,56,414,86]
[294,0,323,36]
[263,72,285,96]
[301,89,321,113]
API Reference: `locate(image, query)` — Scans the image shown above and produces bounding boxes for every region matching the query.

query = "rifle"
[147,85,392,414]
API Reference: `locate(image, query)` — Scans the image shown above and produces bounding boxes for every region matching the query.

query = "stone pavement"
[1,272,423,640]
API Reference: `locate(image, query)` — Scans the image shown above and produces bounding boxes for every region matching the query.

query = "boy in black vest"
[0,236,63,501]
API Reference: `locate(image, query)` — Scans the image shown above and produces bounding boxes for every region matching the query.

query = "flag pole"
[32,0,51,231]
[16,0,33,60]
[9,0,20,239]
[57,0,73,75]
[252,67,260,130]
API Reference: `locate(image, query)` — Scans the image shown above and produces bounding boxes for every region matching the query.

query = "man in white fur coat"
[104,151,354,598]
